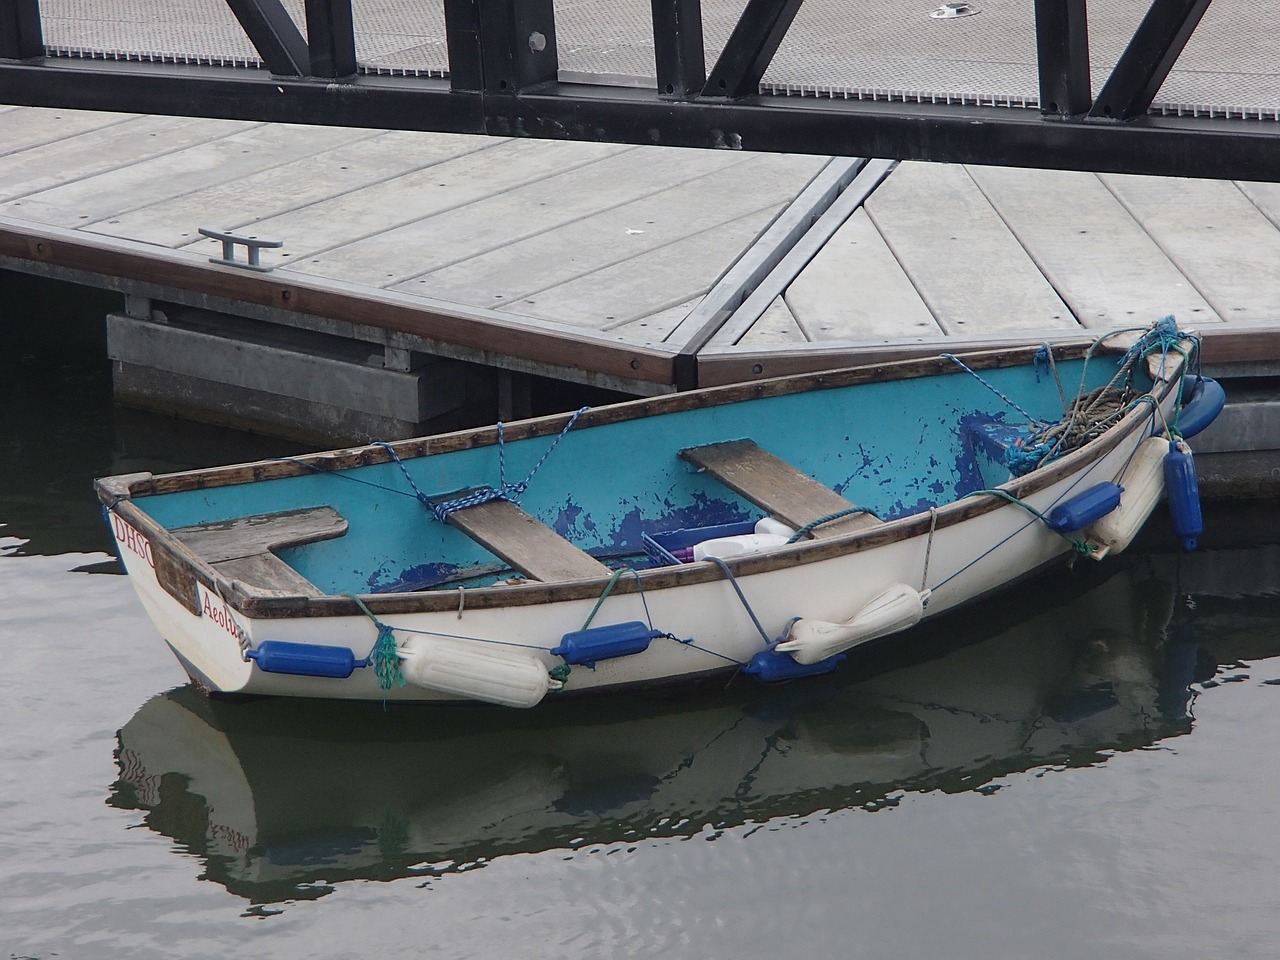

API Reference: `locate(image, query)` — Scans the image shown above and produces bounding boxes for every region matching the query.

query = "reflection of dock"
[110,549,1270,904]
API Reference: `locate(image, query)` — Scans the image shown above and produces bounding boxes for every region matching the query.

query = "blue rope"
[943,354,1044,425]
[379,406,590,523]
[707,556,772,647]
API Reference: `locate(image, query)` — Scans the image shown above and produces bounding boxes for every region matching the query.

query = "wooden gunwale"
[98,342,1178,620]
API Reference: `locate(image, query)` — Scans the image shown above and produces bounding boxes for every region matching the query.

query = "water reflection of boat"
[108,542,1279,904]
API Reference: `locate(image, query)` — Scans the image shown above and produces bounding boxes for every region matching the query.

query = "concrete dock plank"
[864,161,1077,335]
[968,166,1221,329]
[94,130,487,249]
[0,106,139,159]
[780,207,941,342]
[1101,175,1280,323]
[521,206,794,330]
[300,146,749,286]
[737,298,808,346]
[0,123,370,227]
[609,298,701,344]
[413,154,825,316]
[1233,181,1280,233]
[0,115,273,206]
[215,138,629,269]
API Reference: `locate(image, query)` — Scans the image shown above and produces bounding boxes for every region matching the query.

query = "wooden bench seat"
[171,506,347,597]
[429,490,609,583]
[679,439,881,538]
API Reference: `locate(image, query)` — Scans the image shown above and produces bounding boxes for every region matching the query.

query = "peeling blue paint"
[134,354,1120,596]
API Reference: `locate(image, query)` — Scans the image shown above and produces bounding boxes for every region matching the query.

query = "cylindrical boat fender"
[1177,376,1226,439]
[775,583,928,665]
[1164,438,1203,551]
[244,640,360,678]
[397,634,560,707]
[743,649,845,682]
[1044,482,1124,534]
[551,621,659,665]
[1084,436,1168,560]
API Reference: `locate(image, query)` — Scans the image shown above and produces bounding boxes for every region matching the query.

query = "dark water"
[4,281,1280,958]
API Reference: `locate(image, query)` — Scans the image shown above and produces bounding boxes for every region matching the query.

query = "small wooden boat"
[96,319,1224,706]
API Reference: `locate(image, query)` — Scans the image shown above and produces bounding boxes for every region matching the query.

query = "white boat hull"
[110,419,1160,702]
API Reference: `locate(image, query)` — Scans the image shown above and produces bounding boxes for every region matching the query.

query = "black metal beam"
[442,0,484,93]
[1034,0,1091,116]
[1091,0,1213,120]
[304,0,358,79]
[222,0,308,77]
[476,0,558,94]
[703,0,804,99]
[4,59,1280,181]
[0,0,43,61]
[651,0,706,98]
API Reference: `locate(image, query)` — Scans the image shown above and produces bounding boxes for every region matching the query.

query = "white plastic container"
[397,634,559,707]
[692,532,791,561]
[1085,435,1168,560]
[775,583,928,664]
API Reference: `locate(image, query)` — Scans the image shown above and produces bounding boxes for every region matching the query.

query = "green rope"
[785,506,879,543]
[349,595,408,690]
[966,488,1094,557]
[580,567,625,630]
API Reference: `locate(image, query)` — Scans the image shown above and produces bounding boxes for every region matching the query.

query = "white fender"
[397,634,559,708]
[1085,435,1168,560]
[775,583,929,665]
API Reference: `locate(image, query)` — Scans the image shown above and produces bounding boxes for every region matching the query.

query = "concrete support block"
[106,309,476,443]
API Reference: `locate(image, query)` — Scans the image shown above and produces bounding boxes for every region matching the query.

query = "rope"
[943,354,1044,424]
[349,595,407,691]
[581,568,625,630]
[707,556,773,647]
[378,406,590,522]
[964,488,1094,557]
[920,506,938,593]
[785,505,881,543]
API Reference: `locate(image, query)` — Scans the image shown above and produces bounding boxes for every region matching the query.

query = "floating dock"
[1,104,1278,492]
[4,0,1280,489]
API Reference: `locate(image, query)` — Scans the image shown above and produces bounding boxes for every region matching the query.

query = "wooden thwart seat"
[430,490,609,583]
[680,439,881,538]
[171,506,347,597]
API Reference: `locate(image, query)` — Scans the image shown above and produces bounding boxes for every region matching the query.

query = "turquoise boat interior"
[135,354,1150,595]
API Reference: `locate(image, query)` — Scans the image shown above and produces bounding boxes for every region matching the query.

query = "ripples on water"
[4,297,1280,958]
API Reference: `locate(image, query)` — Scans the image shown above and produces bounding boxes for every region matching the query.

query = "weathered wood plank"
[0,116,258,205]
[214,553,326,597]
[94,128,453,248]
[679,439,880,537]
[781,207,941,342]
[1101,174,1280,323]
[0,107,139,160]
[171,506,348,563]
[968,165,1220,328]
[432,493,609,582]
[327,146,740,287]
[0,123,356,227]
[239,138,627,269]
[737,297,808,346]
[864,161,1077,335]
[413,153,826,317]
[537,206,792,330]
